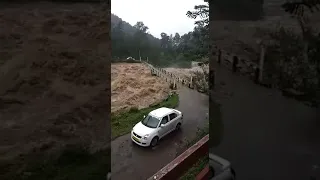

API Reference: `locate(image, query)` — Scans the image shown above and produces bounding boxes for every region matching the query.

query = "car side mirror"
[160,124,165,128]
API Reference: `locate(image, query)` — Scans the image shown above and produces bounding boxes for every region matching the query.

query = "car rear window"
[169,113,177,120]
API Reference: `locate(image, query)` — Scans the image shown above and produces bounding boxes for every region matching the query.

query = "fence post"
[232,56,238,73]
[218,49,221,64]
[259,45,266,83]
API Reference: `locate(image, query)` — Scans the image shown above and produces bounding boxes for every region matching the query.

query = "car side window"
[169,113,177,121]
[161,116,168,124]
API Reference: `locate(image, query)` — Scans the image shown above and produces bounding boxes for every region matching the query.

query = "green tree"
[134,21,149,33]
[281,0,320,81]
[160,32,170,49]
[173,33,181,47]
[187,3,209,29]
[111,21,125,58]
[186,1,209,58]
[281,0,320,17]
[133,21,150,59]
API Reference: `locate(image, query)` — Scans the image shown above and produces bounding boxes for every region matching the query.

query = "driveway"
[111,87,209,180]
[210,61,320,180]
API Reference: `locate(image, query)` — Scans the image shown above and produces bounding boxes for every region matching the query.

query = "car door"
[158,115,169,138]
[168,113,178,131]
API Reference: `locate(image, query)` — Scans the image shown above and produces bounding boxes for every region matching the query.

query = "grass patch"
[179,157,208,180]
[1,145,111,180]
[111,93,179,139]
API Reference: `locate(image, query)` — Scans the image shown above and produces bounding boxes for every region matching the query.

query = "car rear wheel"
[231,168,236,178]
[175,123,181,131]
[150,136,159,147]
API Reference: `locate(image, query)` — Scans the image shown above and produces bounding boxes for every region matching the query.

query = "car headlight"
[143,134,149,139]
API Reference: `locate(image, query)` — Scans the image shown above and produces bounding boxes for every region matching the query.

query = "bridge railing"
[147,134,209,180]
[143,61,208,93]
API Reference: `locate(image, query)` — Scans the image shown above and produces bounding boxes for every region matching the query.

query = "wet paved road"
[111,87,209,180]
[211,62,320,180]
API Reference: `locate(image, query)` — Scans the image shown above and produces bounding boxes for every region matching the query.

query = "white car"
[131,107,183,147]
[126,56,135,60]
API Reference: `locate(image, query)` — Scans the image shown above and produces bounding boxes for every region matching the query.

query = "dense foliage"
[281,0,320,17]
[260,0,320,104]
[111,2,209,67]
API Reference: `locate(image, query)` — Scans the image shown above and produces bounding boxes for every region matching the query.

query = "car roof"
[149,107,173,118]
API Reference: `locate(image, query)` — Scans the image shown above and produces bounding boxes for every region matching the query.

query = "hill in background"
[111,14,160,45]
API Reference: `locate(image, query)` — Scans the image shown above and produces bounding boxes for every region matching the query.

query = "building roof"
[149,107,172,118]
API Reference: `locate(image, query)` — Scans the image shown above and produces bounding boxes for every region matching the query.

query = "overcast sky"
[111,0,206,39]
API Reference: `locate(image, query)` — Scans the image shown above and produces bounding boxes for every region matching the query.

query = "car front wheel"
[150,136,159,147]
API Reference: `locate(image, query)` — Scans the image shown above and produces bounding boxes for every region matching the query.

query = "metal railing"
[148,135,209,180]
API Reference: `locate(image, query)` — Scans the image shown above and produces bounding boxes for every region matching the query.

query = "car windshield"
[141,115,160,128]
